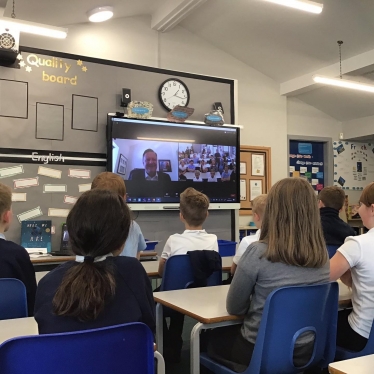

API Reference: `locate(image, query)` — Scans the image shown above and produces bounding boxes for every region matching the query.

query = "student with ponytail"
[34,189,155,334]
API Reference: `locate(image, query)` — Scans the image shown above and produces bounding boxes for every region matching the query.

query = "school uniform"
[120,221,146,258]
[336,229,374,350]
[320,207,356,246]
[233,229,261,265]
[0,233,37,316]
[34,256,155,334]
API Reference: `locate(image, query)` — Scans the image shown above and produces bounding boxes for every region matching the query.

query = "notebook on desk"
[50,224,72,256]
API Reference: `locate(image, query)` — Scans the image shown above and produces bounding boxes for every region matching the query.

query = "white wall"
[287,97,341,139]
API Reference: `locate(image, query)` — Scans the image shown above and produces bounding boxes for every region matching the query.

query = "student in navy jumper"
[0,183,37,317]
[34,189,155,334]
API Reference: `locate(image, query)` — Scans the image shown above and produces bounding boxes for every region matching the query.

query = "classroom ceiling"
[7,0,374,122]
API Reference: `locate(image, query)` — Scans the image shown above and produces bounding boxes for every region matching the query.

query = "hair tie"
[84,256,94,263]
[75,253,114,263]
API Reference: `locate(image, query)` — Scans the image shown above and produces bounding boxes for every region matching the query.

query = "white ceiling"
[7,0,374,122]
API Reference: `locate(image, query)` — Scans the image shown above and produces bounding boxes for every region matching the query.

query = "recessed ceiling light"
[87,6,114,23]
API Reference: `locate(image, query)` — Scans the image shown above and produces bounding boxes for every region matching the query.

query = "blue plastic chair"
[160,254,222,291]
[335,316,374,361]
[0,322,162,374]
[0,278,27,320]
[200,282,339,374]
[327,245,340,259]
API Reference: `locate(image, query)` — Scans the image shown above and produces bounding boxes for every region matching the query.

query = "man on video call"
[129,149,171,182]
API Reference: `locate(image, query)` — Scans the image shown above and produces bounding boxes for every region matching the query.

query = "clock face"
[159,78,190,111]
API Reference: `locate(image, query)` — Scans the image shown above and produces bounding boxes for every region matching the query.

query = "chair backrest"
[326,245,340,259]
[246,282,339,374]
[160,254,222,291]
[0,322,154,374]
[0,278,27,320]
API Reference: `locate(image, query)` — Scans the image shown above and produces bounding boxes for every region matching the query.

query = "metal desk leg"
[154,350,165,374]
[190,320,243,374]
[156,303,163,355]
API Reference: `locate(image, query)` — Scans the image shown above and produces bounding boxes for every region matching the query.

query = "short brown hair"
[251,194,267,218]
[0,183,12,216]
[180,187,209,227]
[91,172,126,197]
[360,182,374,207]
[318,186,345,210]
[260,178,328,268]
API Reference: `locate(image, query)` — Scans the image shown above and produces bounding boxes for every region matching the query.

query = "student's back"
[318,186,355,246]
[0,183,36,316]
[0,237,36,316]
[34,189,155,334]
[35,256,154,334]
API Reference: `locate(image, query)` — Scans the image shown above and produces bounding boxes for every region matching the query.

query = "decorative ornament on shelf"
[127,101,153,119]
[204,110,224,126]
[167,105,194,123]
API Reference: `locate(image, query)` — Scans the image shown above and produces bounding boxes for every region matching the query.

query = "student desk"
[35,256,235,283]
[0,317,38,345]
[329,354,374,374]
[154,283,353,374]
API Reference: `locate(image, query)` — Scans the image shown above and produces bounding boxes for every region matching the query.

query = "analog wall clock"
[159,78,190,111]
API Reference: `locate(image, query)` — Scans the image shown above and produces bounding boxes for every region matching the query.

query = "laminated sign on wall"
[333,141,374,190]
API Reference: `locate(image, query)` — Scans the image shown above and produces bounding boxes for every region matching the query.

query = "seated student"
[318,186,356,248]
[200,160,209,173]
[230,194,267,276]
[207,171,217,182]
[221,165,231,182]
[158,187,218,362]
[330,182,374,353]
[179,160,187,175]
[193,170,203,182]
[204,178,329,373]
[91,172,146,259]
[187,159,196,172]
[34,189,155,334]
[0,183,37,317]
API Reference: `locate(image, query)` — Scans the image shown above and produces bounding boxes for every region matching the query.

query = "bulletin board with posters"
[289,141,325,193]
[333,140,374,191]
[239,146,271,215]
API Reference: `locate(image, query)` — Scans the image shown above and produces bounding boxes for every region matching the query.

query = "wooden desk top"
[329,354,374,374]
[31,251,158,264]
[0,317,38,345]
[35,256,235,283]
[154,282,352,325]
[154,285,243,324]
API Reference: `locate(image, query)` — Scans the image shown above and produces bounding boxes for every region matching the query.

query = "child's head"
[53,189,131,321]
[194,170,201,179]
[210,171,215,178]
[251,194,267,228]
[91,172,126,198]
[189,159,194,164]
[224,164,229,172]
[0,183,12,232]
[180,187,209,228]
[318,186,345,211]
[260,178,327,268]
[358,182,374,228]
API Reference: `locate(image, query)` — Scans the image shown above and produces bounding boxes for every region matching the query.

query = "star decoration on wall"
[17,53,23,60]
[77,60,83,66]
[19,61,25,67]
[82,66,87,72]
[25,66,32,73]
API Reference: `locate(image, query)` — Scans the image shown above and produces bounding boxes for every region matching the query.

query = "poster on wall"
[333,141,374,190]
[289,141,324,193]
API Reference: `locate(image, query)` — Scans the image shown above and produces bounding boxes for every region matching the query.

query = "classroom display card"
[21,220,52,253]
[0,165,24,179]
[17,206,43,222]
[333,141,374,190]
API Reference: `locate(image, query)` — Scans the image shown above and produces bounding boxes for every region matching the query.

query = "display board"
[333,140,374,191]
[0,47,235,247]
[289,140,325,193]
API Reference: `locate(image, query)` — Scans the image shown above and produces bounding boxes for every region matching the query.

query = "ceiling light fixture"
[87,6,114,23]
[264,0,323,14]
[313,41,374,93]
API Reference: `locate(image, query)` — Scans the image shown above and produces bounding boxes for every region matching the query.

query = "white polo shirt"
[338,228,374,338]
[233,229,261,265]
[161,230,218,260]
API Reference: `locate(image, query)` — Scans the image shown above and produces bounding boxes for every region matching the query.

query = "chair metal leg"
[156,303,163,355]
[154,350,165,374]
